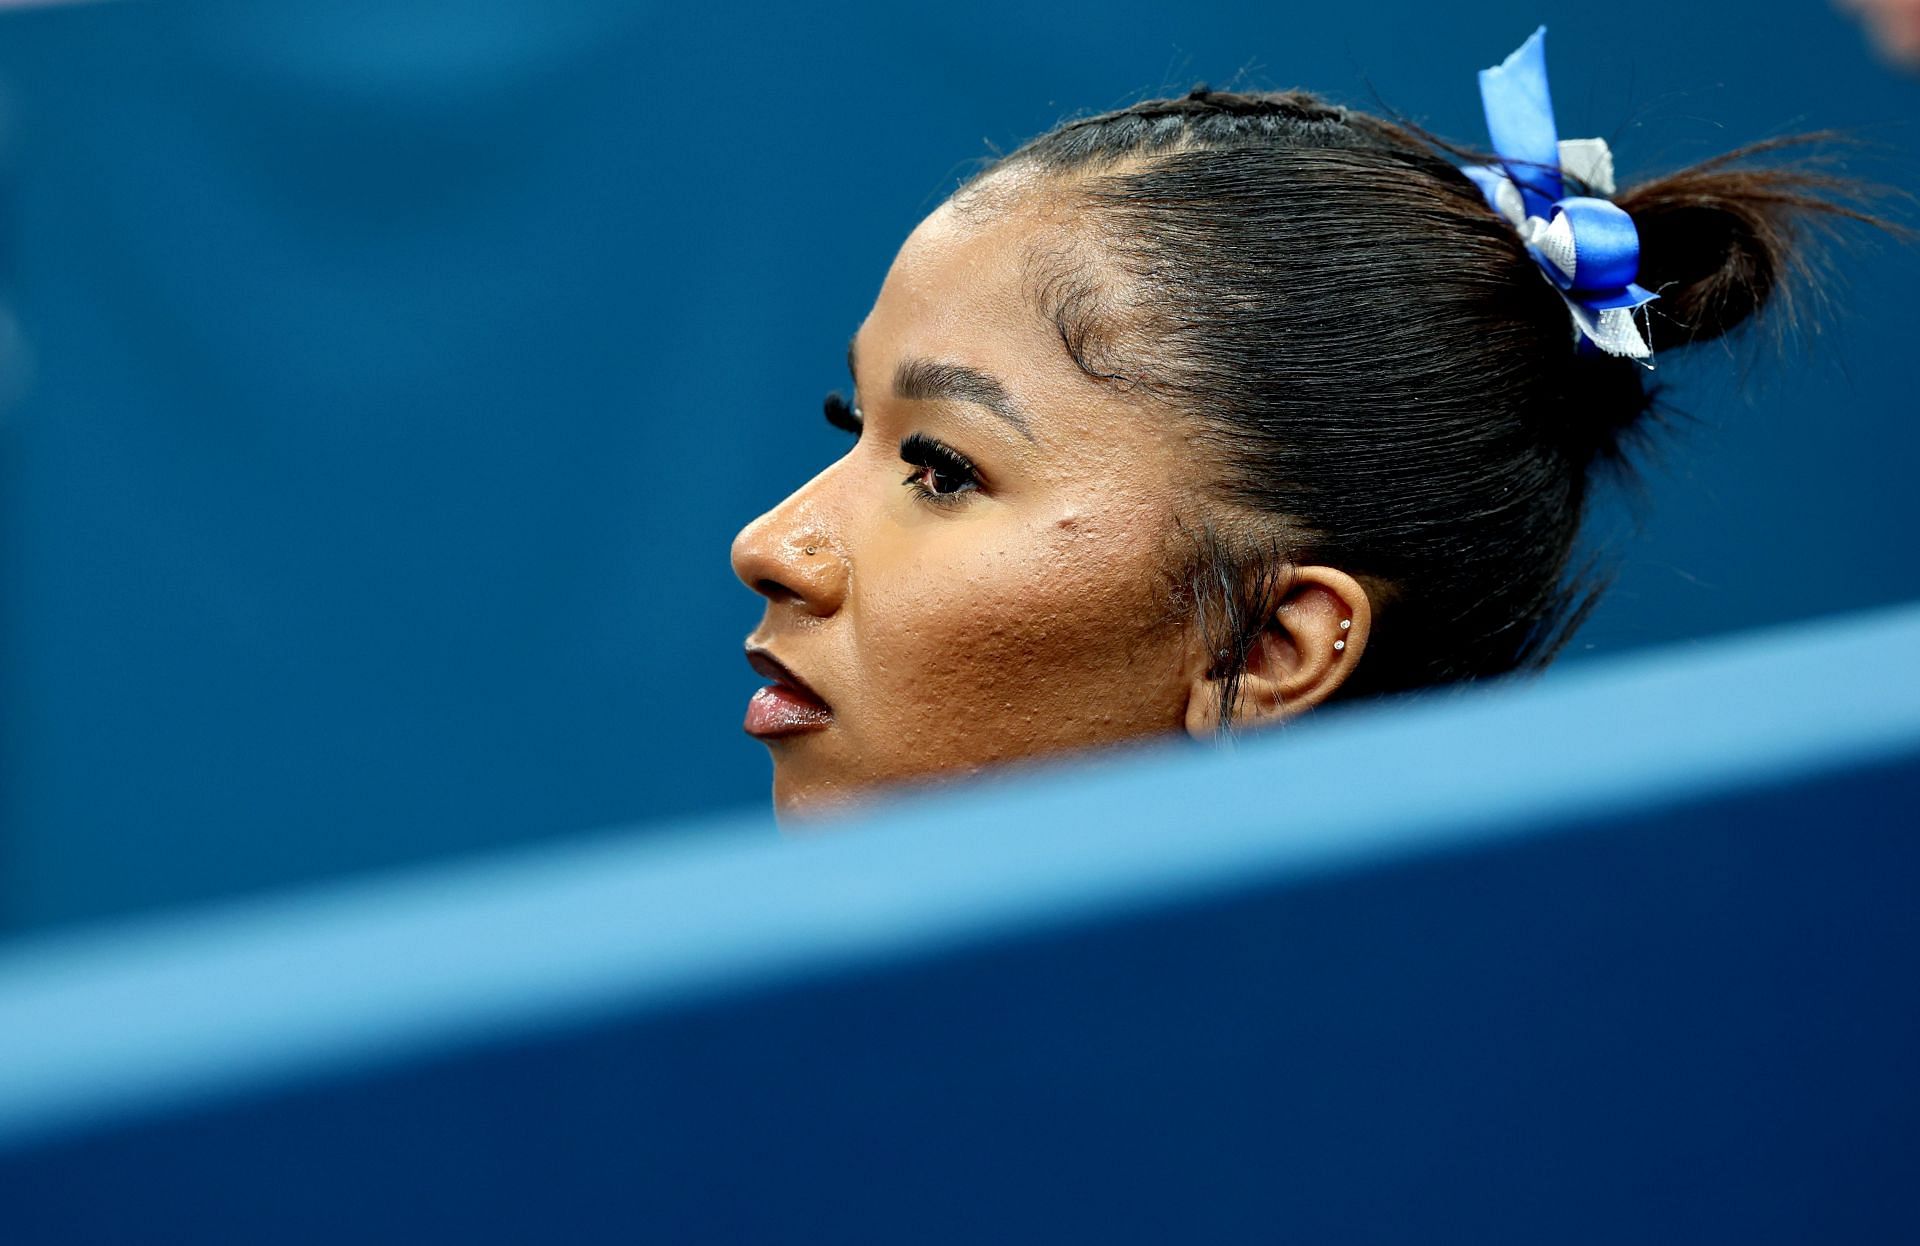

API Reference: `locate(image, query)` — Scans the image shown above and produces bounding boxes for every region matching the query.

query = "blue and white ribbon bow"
[1464,27,1658,361]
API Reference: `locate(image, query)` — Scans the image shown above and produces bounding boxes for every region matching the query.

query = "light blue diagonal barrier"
[0,602,1916,1241]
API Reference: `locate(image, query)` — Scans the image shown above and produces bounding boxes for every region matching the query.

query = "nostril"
[756,578,799,604]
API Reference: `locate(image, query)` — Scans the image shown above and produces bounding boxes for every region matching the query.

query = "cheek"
[842,510,1188,770]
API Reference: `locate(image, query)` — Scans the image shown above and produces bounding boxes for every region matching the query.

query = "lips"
[743,647,833,739]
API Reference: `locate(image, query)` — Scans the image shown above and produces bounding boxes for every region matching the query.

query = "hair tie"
[1463,27,1659,363]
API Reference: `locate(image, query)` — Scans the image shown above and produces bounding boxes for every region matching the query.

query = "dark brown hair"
[962,87,1884,720]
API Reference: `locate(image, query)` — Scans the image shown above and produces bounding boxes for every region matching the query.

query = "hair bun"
[1616,136,1881,353]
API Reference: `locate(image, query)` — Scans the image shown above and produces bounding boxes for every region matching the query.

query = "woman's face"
[731,186,1211,815]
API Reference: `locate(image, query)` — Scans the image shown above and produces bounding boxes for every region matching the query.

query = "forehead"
[855,186,1210,512]
[856,183,1085,393]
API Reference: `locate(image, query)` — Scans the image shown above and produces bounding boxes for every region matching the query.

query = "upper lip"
[745,646,830,708]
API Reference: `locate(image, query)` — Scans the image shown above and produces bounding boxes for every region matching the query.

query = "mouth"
[743,646,834,739]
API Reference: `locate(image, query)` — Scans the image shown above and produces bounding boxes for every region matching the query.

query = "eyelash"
[898,432,981,504]
[824,391,982,506]
[824,391,862,435]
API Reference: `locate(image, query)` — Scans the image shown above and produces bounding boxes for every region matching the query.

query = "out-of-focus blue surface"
[1,603,1917,1241]
[1,0,1914,928]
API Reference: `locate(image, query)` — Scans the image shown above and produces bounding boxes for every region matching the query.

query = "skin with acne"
[732,179,1368,816]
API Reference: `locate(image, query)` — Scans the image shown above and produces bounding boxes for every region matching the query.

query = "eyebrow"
[848,336,1036,442]
[898,359,1039,441]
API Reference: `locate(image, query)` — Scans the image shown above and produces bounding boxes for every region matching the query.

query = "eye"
[899,432,981,504]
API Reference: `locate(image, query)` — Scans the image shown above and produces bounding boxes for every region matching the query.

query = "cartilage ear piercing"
[1334,618,1351,651]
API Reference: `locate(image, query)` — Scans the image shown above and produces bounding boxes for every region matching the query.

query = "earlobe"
[1182,565,1372,738]
[1182,675,1228,739]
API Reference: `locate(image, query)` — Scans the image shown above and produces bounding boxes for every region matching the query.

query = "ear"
[1182,565,1373,738]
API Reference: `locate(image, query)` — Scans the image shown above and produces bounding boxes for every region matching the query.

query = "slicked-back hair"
[961,87,1879,717]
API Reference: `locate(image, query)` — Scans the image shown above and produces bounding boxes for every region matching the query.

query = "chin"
[770,770,870,826]
[772,753,1009,826]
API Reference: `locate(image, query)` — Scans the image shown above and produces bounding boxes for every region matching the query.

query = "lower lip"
[744,683,833,738]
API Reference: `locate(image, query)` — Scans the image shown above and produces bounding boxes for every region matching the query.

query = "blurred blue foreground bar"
[2,602,1918,1242]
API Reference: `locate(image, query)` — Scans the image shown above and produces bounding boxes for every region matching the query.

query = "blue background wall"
[2,0,1914,931]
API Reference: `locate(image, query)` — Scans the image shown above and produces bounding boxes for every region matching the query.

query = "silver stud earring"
[1334,618,1351,651]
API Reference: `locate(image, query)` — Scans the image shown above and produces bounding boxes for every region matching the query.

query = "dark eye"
[899,433,980,503]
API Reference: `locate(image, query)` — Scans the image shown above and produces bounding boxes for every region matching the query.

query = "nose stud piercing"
[1334,618,1352,652]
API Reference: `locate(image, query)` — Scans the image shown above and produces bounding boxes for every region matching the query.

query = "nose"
[730,489,848,618]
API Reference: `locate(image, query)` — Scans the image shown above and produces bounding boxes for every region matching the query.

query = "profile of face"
[728,65,1843,816]
[731,177,1372,816]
